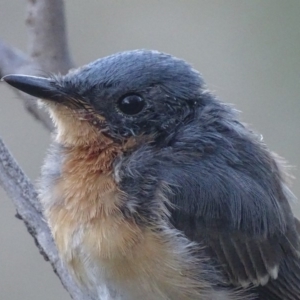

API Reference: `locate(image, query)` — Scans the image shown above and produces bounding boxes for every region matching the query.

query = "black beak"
[1,74,63,102]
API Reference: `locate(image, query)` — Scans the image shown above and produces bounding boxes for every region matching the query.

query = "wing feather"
[162,145,300,298]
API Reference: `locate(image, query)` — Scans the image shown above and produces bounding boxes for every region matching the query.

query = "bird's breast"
[39,135,194,299]
[39,134,232,300]
[41,135,143,274]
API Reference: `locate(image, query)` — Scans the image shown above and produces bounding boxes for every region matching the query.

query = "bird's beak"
[1,74,63,102]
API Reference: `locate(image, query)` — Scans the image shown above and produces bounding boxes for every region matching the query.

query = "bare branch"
[0,0,74,131]
[0,0,101,299]
[22,93,55,131]
[26,0,74,74]
[0,39,54,130]
[0,137,95,300]
[0,39,29,77]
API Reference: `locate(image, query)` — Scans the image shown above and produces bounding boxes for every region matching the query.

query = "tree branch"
[0,40,29,77]
[0,0,104,299]
[0,0,74,131]
[0,138,94,300]
[0,39,53,130]
[25,0,74,74]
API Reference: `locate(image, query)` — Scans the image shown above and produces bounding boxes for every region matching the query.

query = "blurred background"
[0,1,299,299]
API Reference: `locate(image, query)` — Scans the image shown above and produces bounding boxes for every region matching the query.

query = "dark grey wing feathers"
[159,129,300,299]
[257,256,300,300]
[231,238,258,283]
[166,165,300,298]
[204,233,283,287]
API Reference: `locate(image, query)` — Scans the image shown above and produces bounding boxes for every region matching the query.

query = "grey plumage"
[3,50,300,300]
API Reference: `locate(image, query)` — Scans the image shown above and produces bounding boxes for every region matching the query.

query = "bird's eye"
[117,94,145,115]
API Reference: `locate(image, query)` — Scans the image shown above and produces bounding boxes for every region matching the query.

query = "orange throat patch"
[43,107,140,264]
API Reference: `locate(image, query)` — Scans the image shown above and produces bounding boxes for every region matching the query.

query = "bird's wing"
[256,248,300,300]
[162,150,300,296]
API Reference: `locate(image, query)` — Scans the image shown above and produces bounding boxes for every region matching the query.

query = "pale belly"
[58,222,236,300]
[40,141,242,300]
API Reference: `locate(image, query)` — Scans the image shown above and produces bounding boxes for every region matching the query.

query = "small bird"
[2,50,300,300]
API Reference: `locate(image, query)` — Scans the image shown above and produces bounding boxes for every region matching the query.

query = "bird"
[2,49,300,300]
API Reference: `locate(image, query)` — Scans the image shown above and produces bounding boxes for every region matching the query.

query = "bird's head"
[2,50,207,146]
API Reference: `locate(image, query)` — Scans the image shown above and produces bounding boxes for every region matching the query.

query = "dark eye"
[117,94,145,115]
